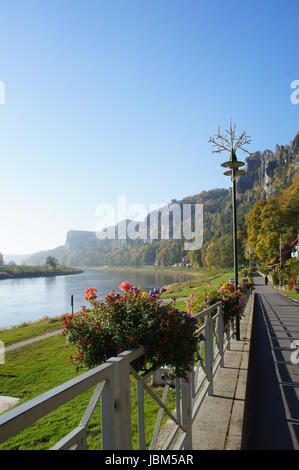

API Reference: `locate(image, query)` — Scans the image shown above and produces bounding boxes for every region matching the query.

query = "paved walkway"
[242,272,299,450]
[4,329,62,353]
[191,293,253,450]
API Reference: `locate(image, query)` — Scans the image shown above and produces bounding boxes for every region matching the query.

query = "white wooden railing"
[0,298,246,450]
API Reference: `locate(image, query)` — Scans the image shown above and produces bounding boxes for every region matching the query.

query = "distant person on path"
[264,274,269,286]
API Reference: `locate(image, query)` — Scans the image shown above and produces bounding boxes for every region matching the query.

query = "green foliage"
[156,240,185,266]
[186,282,248,326]
[64,283,199,379]
[246,175,299,265]
[45,256,58,267]
[204,233,243,269]
[0,264,81,280]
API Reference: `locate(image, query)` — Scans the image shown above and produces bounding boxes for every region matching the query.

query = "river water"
[0,269,179,328]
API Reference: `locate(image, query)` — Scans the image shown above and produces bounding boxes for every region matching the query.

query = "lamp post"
[209,120,251,341]
[247,246,254,274]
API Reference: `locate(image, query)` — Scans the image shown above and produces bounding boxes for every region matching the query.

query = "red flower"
[105,292,120,302]
[127,335,134,342]
[84,288,98,301]
[119,281,133,293]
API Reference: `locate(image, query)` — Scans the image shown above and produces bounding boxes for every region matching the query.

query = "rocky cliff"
[238,131,299,198]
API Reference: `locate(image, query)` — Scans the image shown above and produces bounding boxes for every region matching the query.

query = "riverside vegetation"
[0,256,82,281]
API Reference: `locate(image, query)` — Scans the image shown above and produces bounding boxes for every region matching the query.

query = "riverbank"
[77,264,198,280]
[0,265,83,281]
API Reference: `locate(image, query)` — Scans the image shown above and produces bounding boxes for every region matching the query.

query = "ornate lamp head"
[208,118,251,178]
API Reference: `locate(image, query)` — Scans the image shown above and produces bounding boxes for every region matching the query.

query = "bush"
[63,283,199,379]
[186,283,247,326]
[272,271,280,286]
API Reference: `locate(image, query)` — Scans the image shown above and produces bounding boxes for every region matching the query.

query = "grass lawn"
[0,317,63,346]
[174,300,188,311]
[162,269,235,299]
[0,334,176,450]
[280,290,299,301]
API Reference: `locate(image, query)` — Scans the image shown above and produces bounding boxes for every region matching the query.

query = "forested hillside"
[246,174,299,265]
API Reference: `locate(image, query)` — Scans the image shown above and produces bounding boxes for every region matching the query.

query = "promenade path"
[4,329,62,353]
[242,272,299,449]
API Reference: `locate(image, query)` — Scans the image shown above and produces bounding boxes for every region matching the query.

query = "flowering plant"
[186,283,246,326]
[63,282,199,379]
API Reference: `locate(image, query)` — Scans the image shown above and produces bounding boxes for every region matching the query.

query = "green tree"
[205,234,241,269]
[246,175,298,266]
[45,256,58,267]
[0,252,4,266]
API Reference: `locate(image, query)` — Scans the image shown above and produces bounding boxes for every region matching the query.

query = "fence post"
[107,356,132,449]
[175,378,181,426]
[76,427,87,450]
[217,303,224,368]
[101,376,116,450]
[204,311,214,396]
[181,372,192,450]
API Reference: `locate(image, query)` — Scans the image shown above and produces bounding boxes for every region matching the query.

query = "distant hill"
[25,131,299,268]
[4,254,31,265]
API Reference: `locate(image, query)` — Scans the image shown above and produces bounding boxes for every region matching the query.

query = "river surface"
[0,269,179,328]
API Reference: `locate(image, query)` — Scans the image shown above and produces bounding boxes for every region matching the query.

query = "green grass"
[280,290,299,301]
[174,300,188,311]
[0,335,176,450]
[162,269,234,299]
[0,317,63,346]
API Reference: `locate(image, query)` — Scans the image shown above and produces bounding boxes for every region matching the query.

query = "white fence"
[0,299,242,450]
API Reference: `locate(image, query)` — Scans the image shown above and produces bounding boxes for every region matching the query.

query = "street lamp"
[247,246,254,273]
[209,119,251,340]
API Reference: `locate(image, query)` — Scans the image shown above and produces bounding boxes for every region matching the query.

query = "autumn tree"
[245,175,299,265]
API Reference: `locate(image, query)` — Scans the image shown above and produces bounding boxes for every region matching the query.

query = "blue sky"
[0,0,298,254]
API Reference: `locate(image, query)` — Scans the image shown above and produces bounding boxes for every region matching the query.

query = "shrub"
[186,283,247,326]
[63,283,199,379]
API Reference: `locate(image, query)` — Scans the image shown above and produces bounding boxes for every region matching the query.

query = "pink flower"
[84,288,98,301]
[119,281,133,292]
